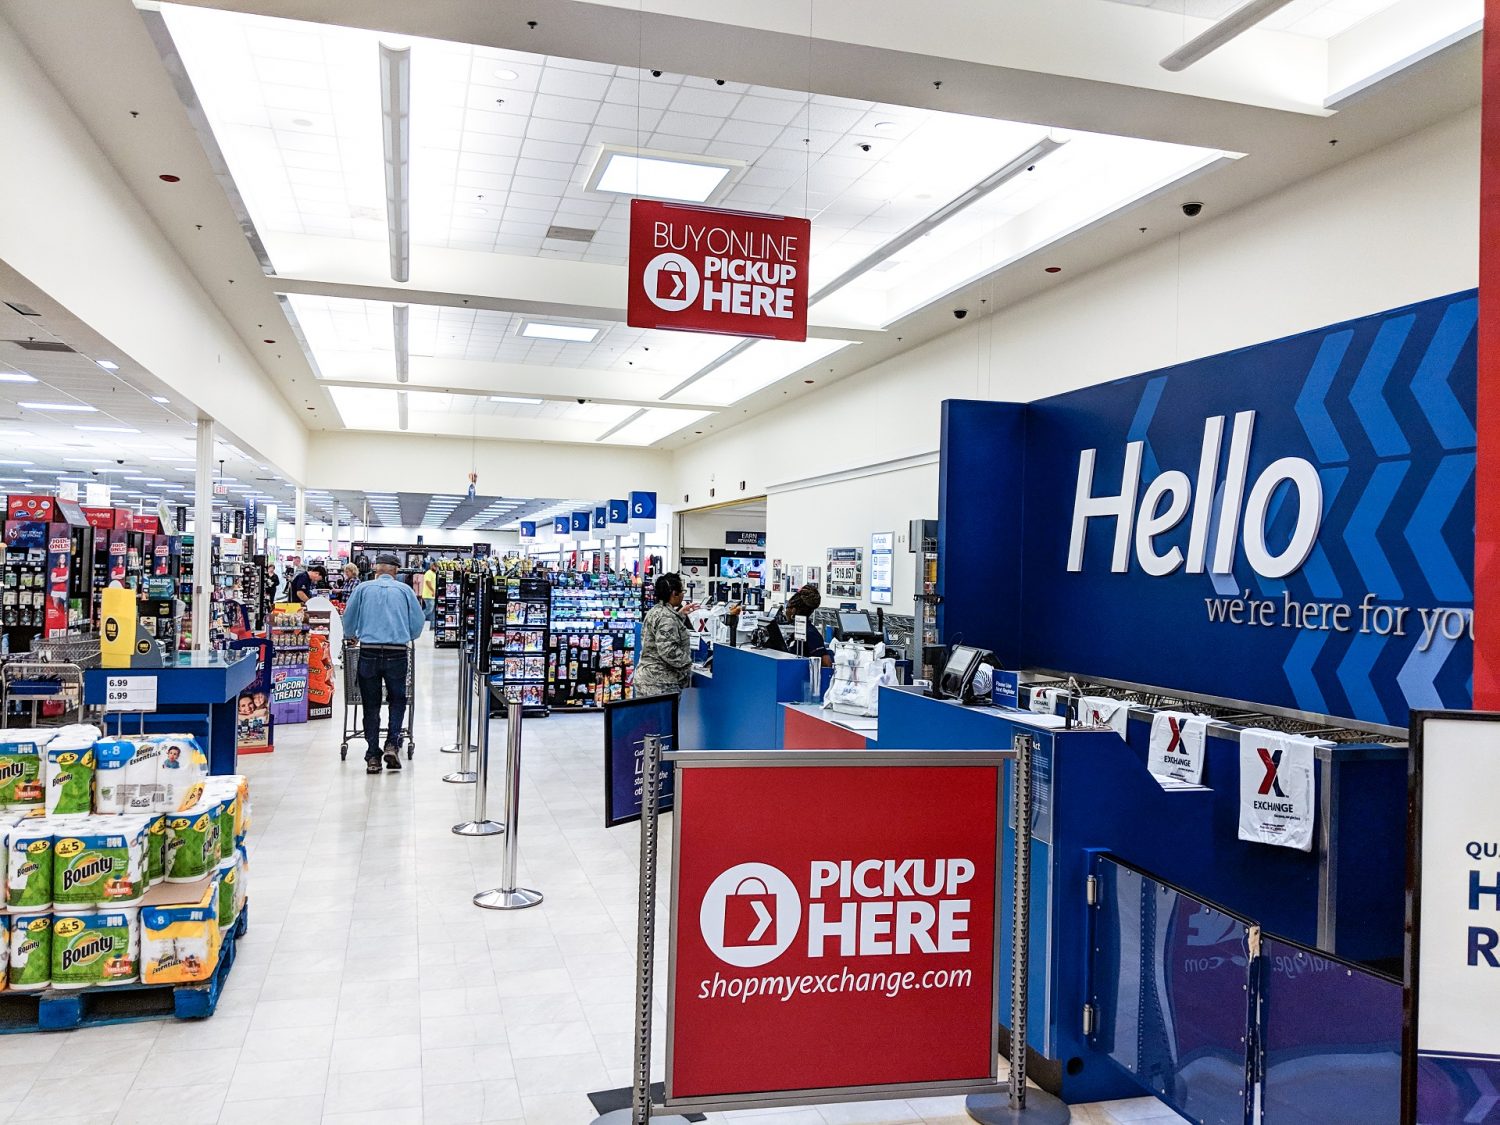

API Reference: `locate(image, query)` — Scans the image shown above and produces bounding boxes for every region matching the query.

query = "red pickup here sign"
[666,759,1002,1105]
[627,199,810,341]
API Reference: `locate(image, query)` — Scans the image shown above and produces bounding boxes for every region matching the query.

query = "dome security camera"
[953,308,969,320]
[1182,201,1204,217]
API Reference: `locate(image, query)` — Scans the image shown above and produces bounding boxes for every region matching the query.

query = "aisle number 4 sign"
[104,675,157,713]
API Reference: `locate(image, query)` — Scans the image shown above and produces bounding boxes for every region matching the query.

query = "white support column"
[294,486,306,556]
[192,417,214,653]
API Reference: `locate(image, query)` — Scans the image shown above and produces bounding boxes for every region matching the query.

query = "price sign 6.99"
[105,675,157,713]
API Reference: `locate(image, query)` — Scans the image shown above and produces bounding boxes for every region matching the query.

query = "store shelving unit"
[910,518,943,681]
[492,575,550,717]
[269,609,310,725]
[433,561,464,649]
[547,572,645,709]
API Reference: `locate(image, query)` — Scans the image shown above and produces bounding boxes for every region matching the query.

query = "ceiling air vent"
[544,225,596,244]
[7,339,73,352]
[3,302,40,317]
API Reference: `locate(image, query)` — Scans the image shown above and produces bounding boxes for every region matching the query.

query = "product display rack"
[433,559,465,648]
[909,518,943,681]
[1,549,47,651]
[491,574,551,717]
[269,608,310,725]
[547,572,646,709]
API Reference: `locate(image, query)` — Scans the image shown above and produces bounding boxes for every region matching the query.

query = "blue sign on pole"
[571,511,590,533]
[608,499,629,527]
[603,694,677,828]
[593,507,607,531]
[520,521,536,540]
[554,516,571,536]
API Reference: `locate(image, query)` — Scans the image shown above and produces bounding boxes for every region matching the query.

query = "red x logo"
[1257,746,1287,798]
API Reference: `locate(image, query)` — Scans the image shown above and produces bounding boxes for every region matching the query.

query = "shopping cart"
[339,639,417,762]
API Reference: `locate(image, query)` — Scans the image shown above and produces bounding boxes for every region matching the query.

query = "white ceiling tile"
[655,111,723,140]
[512,175,573,196]
[670,87,742,117]
[468,87,535,115]
[462,132,524,158]
[527,118,591,144]
[538,67,612,100]
[715,119,783,146]
[531,92,600,124]
[505,191,558,213]
[605,76,677,110]
[457,152,518,174]
[737,97,806,126]
[501,207,555,228]
[647,133,710,155]
[260,84,334,115]
[519,138,583,165]
[593,103,663,133]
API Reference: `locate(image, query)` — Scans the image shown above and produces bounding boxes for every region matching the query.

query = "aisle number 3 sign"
[628,200,810,341]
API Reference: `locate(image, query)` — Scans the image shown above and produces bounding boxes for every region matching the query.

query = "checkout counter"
[673,647,1407,1107]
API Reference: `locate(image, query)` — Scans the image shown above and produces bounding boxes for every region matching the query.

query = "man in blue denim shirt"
[343,552,426,773]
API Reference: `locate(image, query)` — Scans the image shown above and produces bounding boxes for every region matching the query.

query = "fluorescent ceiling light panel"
[518,320,600,344]
[96,360,120,371]
[76,426,141,434]
[0,371,36,384]
[489,395,544,406]
[380,43,411,282]
[21,402,95,412]
[393,303,409,383]
[601,408,713,446]
[0,460,32,466]
[152,396,170,404]
[587,145,744,205]
[1160,0,1297,71]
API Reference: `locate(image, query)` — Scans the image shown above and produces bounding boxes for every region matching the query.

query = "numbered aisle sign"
[105,675,157,713]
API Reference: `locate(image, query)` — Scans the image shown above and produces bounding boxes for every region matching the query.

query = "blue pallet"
[0,904,249,1033]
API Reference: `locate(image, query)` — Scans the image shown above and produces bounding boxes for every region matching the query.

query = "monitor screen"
[755,613,787,651]
[838,611,875,635]
[938,645,986,700]
[719,556,765,580]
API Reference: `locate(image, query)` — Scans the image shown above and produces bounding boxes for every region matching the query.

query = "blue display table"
[678,645,811,751]
[85,651,257,775]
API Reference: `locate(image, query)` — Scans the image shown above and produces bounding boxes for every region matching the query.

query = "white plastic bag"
[822,640,897,717]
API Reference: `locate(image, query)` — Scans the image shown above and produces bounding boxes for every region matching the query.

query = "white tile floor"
[0,640,1188,1124]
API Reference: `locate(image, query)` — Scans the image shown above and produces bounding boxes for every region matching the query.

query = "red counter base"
[782,705,869,750]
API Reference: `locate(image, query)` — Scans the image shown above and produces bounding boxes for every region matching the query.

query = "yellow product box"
[139,876,221,985]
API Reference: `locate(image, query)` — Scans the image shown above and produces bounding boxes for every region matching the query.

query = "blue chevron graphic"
[1337,629,1386,724]
[1349,315,1415,458]
[1298,467,1349,600]
[1293,330,1353,464]
[1344,460,1409,598]
[1282,627,1331,714]
[1397,632,1458,713]
[1411,297,1478,451]
[1127,376,1167,479]
[1403,453,1474,602]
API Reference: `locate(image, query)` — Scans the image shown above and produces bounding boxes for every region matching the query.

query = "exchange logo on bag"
[698,862,800,968]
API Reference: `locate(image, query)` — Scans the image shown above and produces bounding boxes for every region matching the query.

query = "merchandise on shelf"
[547,572,648,709]
[432,559,468,648]
[491,575,551,715]
[269,609,310,724]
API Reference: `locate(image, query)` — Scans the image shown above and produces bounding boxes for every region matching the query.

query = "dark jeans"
[357,647,408,759]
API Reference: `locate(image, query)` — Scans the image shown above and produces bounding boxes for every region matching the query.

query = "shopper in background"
[342,552,426,774]
[634,572,696,697]
[420,562,438,628]
[287,564,322,605]
[780,583,829,661]
[341,563,360,594]
[281,564,297,602]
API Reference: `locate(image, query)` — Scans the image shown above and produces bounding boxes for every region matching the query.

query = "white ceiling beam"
[321,375,720,414]
[269,236,884,341]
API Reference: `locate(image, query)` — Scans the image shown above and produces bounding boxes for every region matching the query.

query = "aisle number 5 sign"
[104,675,157,713]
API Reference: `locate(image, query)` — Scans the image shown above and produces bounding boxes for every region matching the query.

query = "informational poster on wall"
[602,693,677,828]
[1406,712,1500,1125]
[666,752,1004,1108]
[869,532,894,606]
[826,548,862,599]
[1236,728,1318,851]
[680,554,710,585]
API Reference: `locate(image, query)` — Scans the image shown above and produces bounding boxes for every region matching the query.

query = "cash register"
[836,610,883,644]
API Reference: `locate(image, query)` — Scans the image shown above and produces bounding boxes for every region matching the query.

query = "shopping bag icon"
[656,264,689,302]
[723,878,776,946]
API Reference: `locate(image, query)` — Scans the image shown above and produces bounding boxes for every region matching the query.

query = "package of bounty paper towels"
[164,806,218,883]
[6,822,53,910]
[0,733,46,813]
[51,818,147,908]
[44,746,96,818]
[51,908,139,989]
[92,739,135,816]
[9,912,50,991]
[151,735,208,814]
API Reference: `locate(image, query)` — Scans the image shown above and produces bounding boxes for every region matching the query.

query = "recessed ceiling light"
[123,477,164,483]
[471,207,488,216]
[22,402,95,413]
[587,146,744,204]
[0,478,32,484]
[489,395,545,405]
[64,458,114,465]
[0,371,36,384]
[493,67,519,81]
[0,460,32,466]
[96,360,120,371]
[519,321,599,343]
[76,425,141,434]
[291,117,313,127]
[152,396,170,404]
[873,121,898,132]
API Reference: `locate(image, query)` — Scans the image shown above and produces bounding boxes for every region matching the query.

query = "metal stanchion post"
[474,701,542,910]
[588,734,689,1125]
[454,685,504,836]
[442,651,476,783]
[441,645,465,754]
[966,733,1070,1125]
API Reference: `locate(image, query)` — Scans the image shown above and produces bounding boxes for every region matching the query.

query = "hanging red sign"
[627,199,810,342]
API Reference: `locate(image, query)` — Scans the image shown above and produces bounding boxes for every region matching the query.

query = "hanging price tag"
[104,675,157,713]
